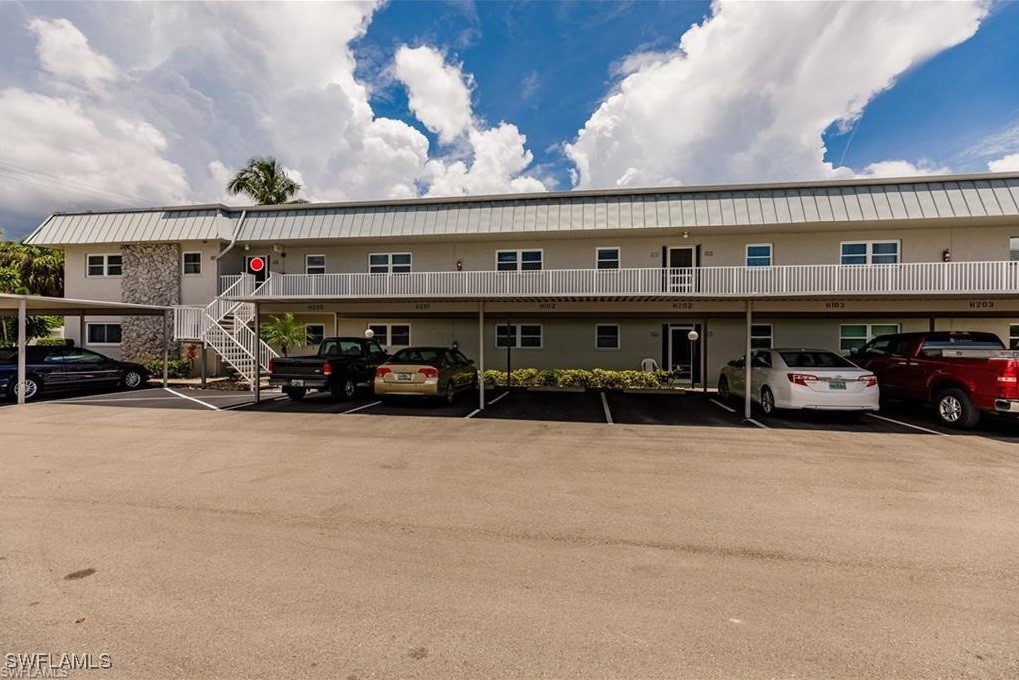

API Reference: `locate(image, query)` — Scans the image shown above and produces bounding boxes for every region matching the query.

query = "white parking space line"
[710,398,737,414]
[465,408,481,419]
[164,387,220,411]
[746,418,769,429]
[340,400,382,415]
[866,413,949,436]
[487,391,509,406]
[221,396,280,410]
[53,396,182,404]
[600,391,613,424]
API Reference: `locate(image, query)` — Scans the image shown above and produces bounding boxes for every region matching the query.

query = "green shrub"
[144,358,192,378]
[34,336,71,346]
[482,367,668,389]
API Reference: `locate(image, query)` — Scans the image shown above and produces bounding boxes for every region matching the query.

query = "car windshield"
[390,348,444,365]
[780,351,856,369]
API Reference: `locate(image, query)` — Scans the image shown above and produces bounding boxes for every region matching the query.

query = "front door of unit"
[666,247,696,293]
[667,323,702,385]
[245,254,271,283]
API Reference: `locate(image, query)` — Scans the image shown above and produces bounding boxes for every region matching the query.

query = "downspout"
[215,210,247,261]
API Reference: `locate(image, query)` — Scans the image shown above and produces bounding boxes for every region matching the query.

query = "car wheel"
[8,374,41,401]
[717,375,731,400]
[444,381,456,405]
[935,388,980,429]
[332,377,356,401]
[122,370,145,390]
[759,386,776,415]
[284,387,306,401]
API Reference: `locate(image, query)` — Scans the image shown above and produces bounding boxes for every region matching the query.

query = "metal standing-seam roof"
[24,173,1019,246]
[25,208,234,246]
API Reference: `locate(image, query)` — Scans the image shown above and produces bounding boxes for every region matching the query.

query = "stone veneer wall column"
[120,244,182,361]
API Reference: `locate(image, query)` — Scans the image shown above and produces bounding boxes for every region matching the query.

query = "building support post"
[744,301,753,420]
[334,311,340,337]
[478,301,485,411]
[928,315,936,332]
[78,311,86,348]
[200,341,208,387]
[505,314,512,388]
[161,311,169,388]
[16,298,26,406]
[702,317,709,396]
[253,303,261,404]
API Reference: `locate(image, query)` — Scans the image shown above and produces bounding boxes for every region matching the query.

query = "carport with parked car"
[0,293,174,405]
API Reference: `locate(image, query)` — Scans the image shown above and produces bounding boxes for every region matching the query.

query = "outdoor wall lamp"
[682,230,689,239]
[942,249,951,262]
[456,259,463,271]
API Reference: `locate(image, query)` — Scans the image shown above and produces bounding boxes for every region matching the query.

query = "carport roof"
[0,294,171,316]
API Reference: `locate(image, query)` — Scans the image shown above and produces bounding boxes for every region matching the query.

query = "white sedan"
[717,348,880,416]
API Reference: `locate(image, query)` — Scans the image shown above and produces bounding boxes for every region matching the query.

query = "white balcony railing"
[242,261,1018,299]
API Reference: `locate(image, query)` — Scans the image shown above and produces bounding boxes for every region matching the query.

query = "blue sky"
[1,1,1017,239]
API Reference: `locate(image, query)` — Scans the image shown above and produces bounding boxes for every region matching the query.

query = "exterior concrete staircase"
[172,274,278,385]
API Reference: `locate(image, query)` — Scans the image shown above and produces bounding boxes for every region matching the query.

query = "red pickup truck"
[852,331,1019,429]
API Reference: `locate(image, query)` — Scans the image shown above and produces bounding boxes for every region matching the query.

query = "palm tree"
[259,314,309,357]
[0,240,64,297]
[226,157,302,204]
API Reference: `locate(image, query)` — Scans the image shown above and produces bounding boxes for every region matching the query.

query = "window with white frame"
[1010,237,1019,261]
[86,323,122,345]
[496,324,543,348]
[595,324,620,349]
[750,324,773,349]
[1009,324,1019,350]
[596,247,620,270]
[306,254,326,275]
[305,324,325,345]
[496,250,542,271]
[746,244,773,267]
[182,252,202,275]
[368,253,411,274]
[839,323,901,352]
[86,254,122,277]
[368,324,411,347]
[840,241,900,265]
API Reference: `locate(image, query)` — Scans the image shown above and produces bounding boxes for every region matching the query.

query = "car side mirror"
[849,347,861,357]
[467,359,475,365]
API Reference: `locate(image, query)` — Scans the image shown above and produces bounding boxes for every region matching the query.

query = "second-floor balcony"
[234,261,1018,301]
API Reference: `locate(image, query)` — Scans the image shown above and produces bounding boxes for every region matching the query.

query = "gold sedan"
[374,346,478,404]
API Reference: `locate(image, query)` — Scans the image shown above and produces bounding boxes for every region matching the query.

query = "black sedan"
[0,345,150,401]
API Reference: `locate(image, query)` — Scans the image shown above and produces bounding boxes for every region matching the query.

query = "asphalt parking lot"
[2,403,1016,679]
[9,384,1017,443]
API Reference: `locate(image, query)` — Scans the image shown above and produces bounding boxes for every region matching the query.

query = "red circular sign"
[249,256,265,273]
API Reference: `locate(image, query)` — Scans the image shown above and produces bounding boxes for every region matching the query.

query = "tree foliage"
[0,235,65,344]
[259,313,310,357]
[0,239,64,297]
[226,157,302,205]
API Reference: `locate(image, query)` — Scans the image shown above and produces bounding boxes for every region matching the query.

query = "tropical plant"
[259,314,309,357]
[226,156,302,204]
[0,240,64,297]
[0,236,65,344]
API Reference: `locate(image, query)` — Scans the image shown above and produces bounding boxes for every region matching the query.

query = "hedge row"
[143,358,192,379]
[482,368,674,389]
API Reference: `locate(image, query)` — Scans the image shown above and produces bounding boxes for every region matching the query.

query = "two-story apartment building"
[23,172,1019,387]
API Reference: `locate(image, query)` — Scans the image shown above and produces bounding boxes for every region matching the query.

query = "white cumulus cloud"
[26,17,116,92]
[987,153,1019,172]
[565,0,988,188]
[393,45,474,144]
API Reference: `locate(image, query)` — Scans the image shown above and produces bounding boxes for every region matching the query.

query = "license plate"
[397,373,412,381]
[829,381,846,390]
[290,379,305,387]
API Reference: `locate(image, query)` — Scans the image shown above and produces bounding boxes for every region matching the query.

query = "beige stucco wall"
[247,223,1016,276]
[294,315,1016,385]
